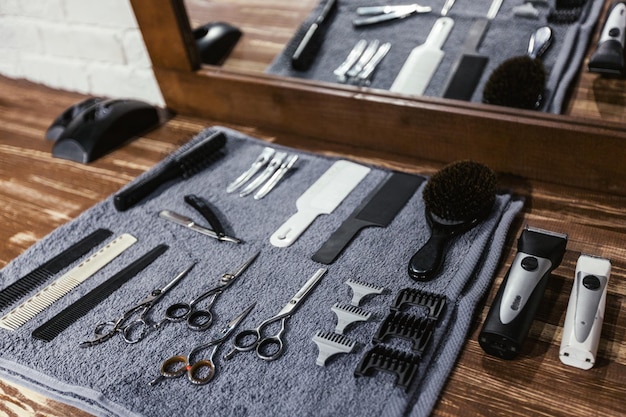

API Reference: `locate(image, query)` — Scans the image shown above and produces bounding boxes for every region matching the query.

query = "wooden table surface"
[1,72,625,416]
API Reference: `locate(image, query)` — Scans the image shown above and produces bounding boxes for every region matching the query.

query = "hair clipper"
[588,1,626,75]
[479,226,567,359]
[559,254,611,370]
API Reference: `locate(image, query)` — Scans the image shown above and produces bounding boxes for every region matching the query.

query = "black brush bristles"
[483,56,546,110]
[113,131,226,211]
[422,160,497,224]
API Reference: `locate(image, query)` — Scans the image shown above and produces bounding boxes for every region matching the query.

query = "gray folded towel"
[0,126,523,416]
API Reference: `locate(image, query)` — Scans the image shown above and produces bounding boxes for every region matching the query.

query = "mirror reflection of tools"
[162,252,260,331]
[224,268,327,361]
[149,303,255,387]
[79,263,195,347]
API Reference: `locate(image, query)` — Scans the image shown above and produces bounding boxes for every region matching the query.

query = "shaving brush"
[408,160,497,281]
[483,26,553,110]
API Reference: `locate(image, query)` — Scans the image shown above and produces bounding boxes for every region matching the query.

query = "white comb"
[0,234,137,331]
[331,302,372,334]
[312,330,357,366]
[345,279,385,306]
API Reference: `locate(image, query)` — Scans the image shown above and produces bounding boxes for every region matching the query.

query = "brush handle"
[114,163,181,211]
[408,227,453,281]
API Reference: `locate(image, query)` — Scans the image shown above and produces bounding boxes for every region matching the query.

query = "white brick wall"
[0,0,164,106]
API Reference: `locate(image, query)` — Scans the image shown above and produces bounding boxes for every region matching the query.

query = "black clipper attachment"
[372,311,435,352]
[391,288,447,321]
[354,345,422,391]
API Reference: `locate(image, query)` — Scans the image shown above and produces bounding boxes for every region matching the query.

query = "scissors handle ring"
[122,319,151,344]
[165,302,192,322]
[187,360,216,385]
[233,328,261,351]
[187,309,213,331]
[256,336,284,361]
[160,355,190,378]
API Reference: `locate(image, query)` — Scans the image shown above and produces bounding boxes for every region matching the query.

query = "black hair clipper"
[588,2,626,75]
[479,226,567,359]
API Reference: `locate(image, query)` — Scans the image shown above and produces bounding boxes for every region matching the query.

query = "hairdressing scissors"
[163,251,259,331]
[224,268,326,361]
[79,263,195,348]
[149,302,255,386]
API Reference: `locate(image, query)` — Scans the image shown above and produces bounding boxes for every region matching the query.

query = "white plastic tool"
[312,330,356,366]
[331,302,372,334]
[560,254,611,370]
[345,278,385,306]
[390,16,454,96]
[270,160,370,247]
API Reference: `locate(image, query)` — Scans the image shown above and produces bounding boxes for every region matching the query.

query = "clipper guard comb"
[372,311,434,352]
[354,345,421,391]
[392,288,446,320]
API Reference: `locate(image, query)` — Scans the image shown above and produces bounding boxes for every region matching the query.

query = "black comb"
[32,244,168,342]
[113,131,226,211]
[0,228,112,312]
[391,288,446,320]
[354,345,421,391]
[372,311,435,353]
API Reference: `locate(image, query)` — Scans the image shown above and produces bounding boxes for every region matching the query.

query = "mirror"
[182,0,625,122]
[130,0,626,195]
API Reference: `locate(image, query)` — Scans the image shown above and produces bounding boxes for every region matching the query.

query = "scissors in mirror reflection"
[79,263,195,347]
[149,302,255,386]
[224,268,327,361]
[162,251,260,331]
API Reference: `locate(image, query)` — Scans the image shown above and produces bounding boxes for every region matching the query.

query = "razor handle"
[479,227,567,359]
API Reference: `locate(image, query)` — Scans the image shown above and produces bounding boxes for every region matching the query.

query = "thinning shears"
[224,268,326,361]
[79,263,195,347]
[162,251,259,331]
[149,303,255,386]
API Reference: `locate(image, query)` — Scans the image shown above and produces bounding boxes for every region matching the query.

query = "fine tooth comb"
[391,288,446,320]
[0,234,137,331]
[331,302,372,334]
[354,345,421,391]
[312,330,357,366]
[372,311,435,353]
[0,229,112,312]
[345,279,385,306]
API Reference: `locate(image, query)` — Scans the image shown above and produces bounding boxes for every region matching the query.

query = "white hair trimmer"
[559,254,611,370]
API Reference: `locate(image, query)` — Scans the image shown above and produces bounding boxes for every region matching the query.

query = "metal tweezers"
[353,4,432,26]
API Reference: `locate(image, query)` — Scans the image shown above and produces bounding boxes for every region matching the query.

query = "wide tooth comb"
[312,330,357,366]
[391,288,446,320]
[345,279,385,306]
[373,311,434,353]
[354,345,421,391]
[331,302,372,334]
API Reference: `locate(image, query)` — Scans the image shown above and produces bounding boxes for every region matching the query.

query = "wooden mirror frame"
[131,0,626,196]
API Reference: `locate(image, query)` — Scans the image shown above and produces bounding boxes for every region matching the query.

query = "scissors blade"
[225,303,255,335]
[221,251,261,286]
[161,263,196,294]
[276,268,327,316]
